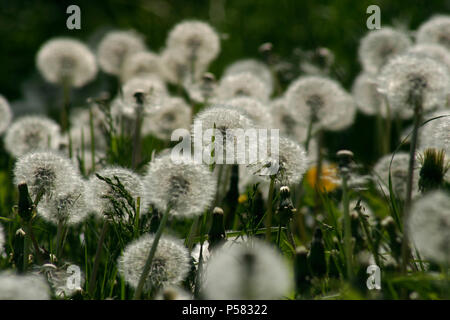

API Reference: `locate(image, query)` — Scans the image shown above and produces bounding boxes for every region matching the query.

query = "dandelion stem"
[61,82,71,132]
[133,206,171,300]
[89,107,96,173]
[265,176,275,242]
[314,130,323,214]
[88,220,109,298]
[341,171,353,280]
[304,118,314,153]
[131,106,143,169]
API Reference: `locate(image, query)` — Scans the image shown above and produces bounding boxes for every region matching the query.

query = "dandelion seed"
[13,151,79,201]
[416,15,450,51]
[352,73,388,117]
[0,95,12,135]
[121,51,162,83]
[408,190,450,265]
[218,72,270,102]
[4,116,62,158]
[202,239,292,299]
[358,27,411,74]
[118,234,190,291]
[87,167,148,220]
[223,59,273,94]
[143,154,216,218]
[373,152,420,200]
[377,54,450,118]
[37,176,89,225]
[0,271,50,300]
[418,111,450,154]
[142,97,191,140]
[36,38,97,87]
[285,76,356,131]
[166,20,220,73]
[97,30,146,76]
[406,44,450,71]
[225,96,273,128]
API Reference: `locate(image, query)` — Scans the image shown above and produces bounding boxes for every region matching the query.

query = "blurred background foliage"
[0,0,449,164]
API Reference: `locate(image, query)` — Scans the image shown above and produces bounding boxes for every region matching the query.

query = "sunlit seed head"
[377,54,450,118]
[416,15,450,51]
[373,152,420,200]
[223,59,273,95]
[118,234,190,291]
[418,111,450,155]
[121,51,162,83]
[202,239,292,299]
[406,44,450,71]
[37,176,89,225]
[36,38,97,87]
[144,154,216,218]
[159,48,195,84]
[34,263,85,298]
[166,20,220,70]
[358,27,412,74]
[13,151,79,201]
[0,271,50,300]
[87,166,148,220]
[285,75,356,131]
[0,95,12,135]
[225,96,273,128]
[408,190,450,265]
[142,97,191,140]
[270,97,307,142]
[352,72,388,117]
[4,116,62,158]
[218,72,270,103]
[97,30,146,76]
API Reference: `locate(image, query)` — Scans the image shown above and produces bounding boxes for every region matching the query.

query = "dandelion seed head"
[13,151,79,201]
[159,48,197,84]
[0,95,12,135]
[97,30,146,76]
[36,38,97,87]
[118,234,190,291]
[373,152,420,200]
[377,54,450,118]
[406,44,450,71]
[416,15,450,51]
[87,166,148,220]
[202,239,292,299]
[408,190,450,265]
[144,154,216,218]
[121,76,168,115]
[418,111,450,154]
[142,97,191,140]
[225,96,273,128]
[223,59,273,94]
[0,272,50,300]
[4,116,62,158]
[358,27,412,74]
[352,73,388,117]
[34,263,85,298]
[121,51,162,83]
[285,76,356,131]
[37,176,89,225]
[270,97,307,142]
[166,20,220,70]
[218,72,270,103]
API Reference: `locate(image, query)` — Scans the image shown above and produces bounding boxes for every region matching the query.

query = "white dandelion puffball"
[0,95,12,135]
[37,176,89,225]
[121,51,162,83]
[144,154,216,218]
[4,116,62,158]
[408,190,450,265]
[377,54,450,118]
[202,239,292,300]
[373,152,419,201]
[121,76,168,115]
[285,75,356,131]
[68,106,108,151]
[251,135,308,185]
[225,96,273,128]
[406,44,450,71]
[87,166,148,220]
[218,72,270,102]
[416,15,450,51]
[352,73,388,117]
[166,20,220,69]
[97,30,146,76]
[14,151,80,201]
[36,38,97,87]
[418,111,450,154]
[160,48,195,84]
[37,263,85,298]
[271,97,307,143]
[0,272,50,300]
[118,234,190,291]
[358,27,412,74]
[223,59,273,94]
[142,97,191,140]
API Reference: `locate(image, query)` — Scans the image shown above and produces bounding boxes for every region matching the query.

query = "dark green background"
[0,0,448,163]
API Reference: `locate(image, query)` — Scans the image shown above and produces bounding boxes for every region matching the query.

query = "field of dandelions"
[0,14,449,301]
